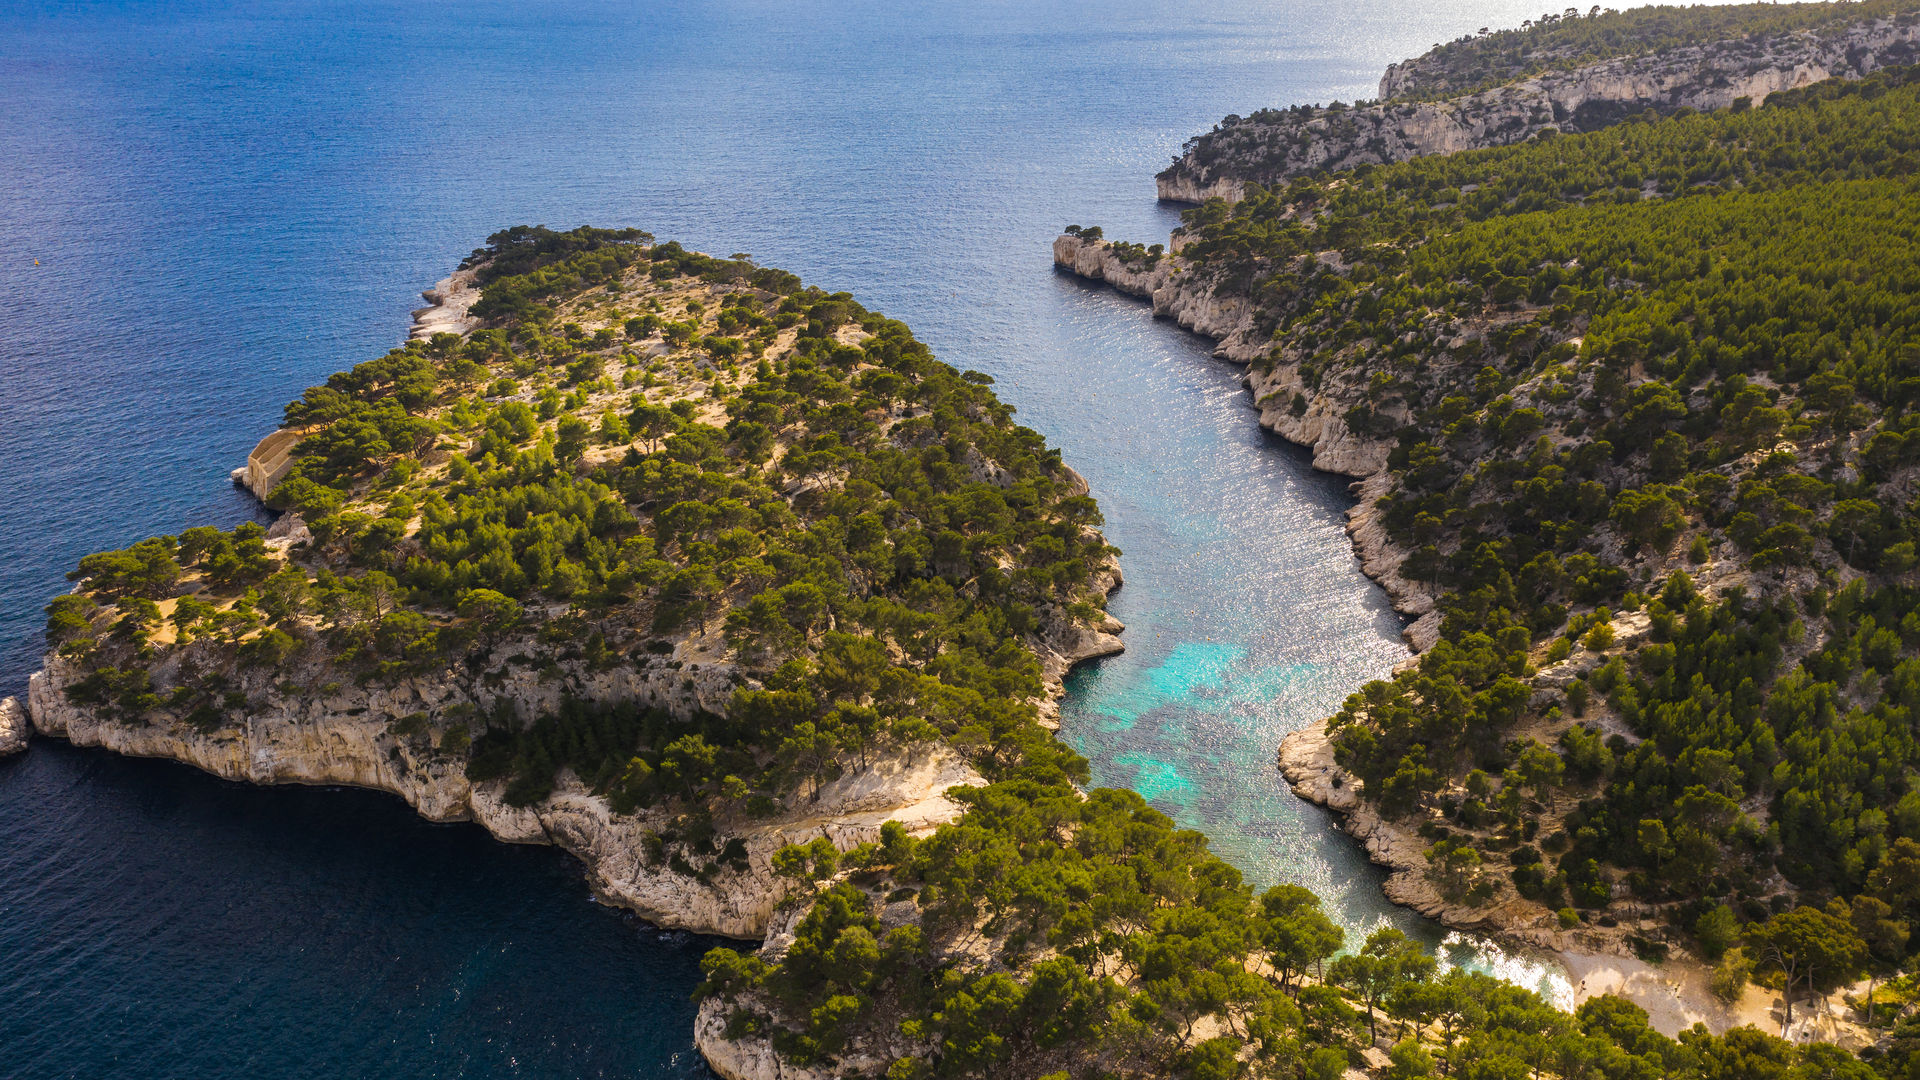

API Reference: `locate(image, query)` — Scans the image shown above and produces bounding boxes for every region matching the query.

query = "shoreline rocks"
[1276,724,1839,1039]
[28,590,1126,1074]
[25,546,1122,942]
[410,269,481,340]
[35,245,1128,1080]
[27,651,810,936]
[1276,724,1558,944]
[1154,172,1244,205]
[0,696,28,756]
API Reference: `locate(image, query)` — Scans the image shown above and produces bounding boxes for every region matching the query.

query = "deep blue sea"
[0,1,1696,1074]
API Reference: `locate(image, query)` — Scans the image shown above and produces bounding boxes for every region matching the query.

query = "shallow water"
[0,0,1715,1071]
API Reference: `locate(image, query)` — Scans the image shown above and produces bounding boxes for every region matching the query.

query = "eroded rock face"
[1278,726,1560,944]
[0,696,28,755]
[695,995,872,1080]
[24,528,1129,935]
[234,270,482,500]
[26,651,982,939]
[410,269,482,340]
[27,570,1124,1080]
[1154,172,1245,205]
[1159,15,1920,201]
[1279,724,1670,963]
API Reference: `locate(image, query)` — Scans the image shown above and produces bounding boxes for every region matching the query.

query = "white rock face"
[410,269,482,340]
[1160,15,1920,201]
[0,696,28,755]
[26,649,982,939]
[1154,172,1245,205]
[45,245,1129,1077]
[29,558,1122,1078]
[1053,235,1263,359]
[1279,726,1546,937]
[28,595,1125,1077]
[695,991,919,1080]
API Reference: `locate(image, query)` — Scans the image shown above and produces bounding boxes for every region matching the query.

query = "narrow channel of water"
[0,0,1650,1072]
[1035,276,1568,999]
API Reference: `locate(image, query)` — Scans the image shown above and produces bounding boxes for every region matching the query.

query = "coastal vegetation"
[1383,0,1920,102]
[45,222,1893,1075]
[1157,0,1920,203]
[1077,55,1920,1065]
[53,224,1118,813]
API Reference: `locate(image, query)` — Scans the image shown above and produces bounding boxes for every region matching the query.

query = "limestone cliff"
[1071,190,1797,970]
[1275,725,1550,940]
[1158,12,1920,202]
[695,1001,839,1080]
[27,548,1121,944]
[47,248,1127,942]
[0,696,27,756]
[31,641,962,935]
[28,590,1122,1075]
[409,269,481,341]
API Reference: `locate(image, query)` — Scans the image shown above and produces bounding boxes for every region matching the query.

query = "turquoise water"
[0,0,1669,1072]
[1040,283,1563,994]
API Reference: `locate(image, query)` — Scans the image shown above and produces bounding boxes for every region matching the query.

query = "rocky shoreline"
[1274,725,1542,937]
[1053,232,1806,1037]
[0,696,27,756]
[1267,665,1748,1029]
[21,266,1130,1078]
[26,272,1125,938]
[408,269,481,340]
[1154,172,1244,205]
[28,649,993,936]
[1158,13,1920,203]
[24,598,1120,1073]
[1052,234,1434,648]
[1053,230,1474,914]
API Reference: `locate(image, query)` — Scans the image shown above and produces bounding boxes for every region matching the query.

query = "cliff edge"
[1159,11,1920,202]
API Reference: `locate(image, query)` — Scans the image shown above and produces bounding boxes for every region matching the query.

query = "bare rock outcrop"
[410,269,482,340]
[26,535,1123,942]
[0,696,28,756]
[233,269,482,500]
[1277,722,1650,963]
[29,648,971,938]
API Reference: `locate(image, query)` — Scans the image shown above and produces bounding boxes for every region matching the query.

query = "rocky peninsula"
[1158,4,1920,202]
[30,234,1127,938]
[0,695,28,756]
[25,226,1157,1079]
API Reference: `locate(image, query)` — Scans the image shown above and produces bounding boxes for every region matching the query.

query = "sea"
[0,2,1711,1075]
